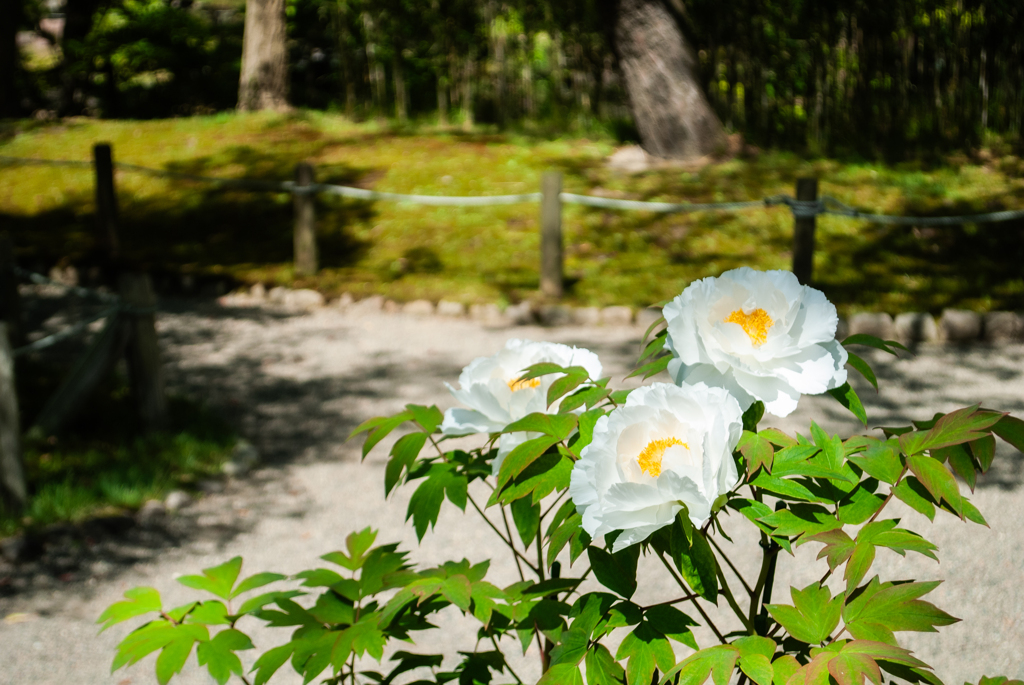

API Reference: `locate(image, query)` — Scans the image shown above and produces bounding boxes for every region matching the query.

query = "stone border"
[219,286,1024,344]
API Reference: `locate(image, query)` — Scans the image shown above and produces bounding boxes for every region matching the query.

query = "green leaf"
[538,663,585,685]
[992,415,1024,453]
[351,411,413,458]
[547,512,583,566]
[494,435,561,493]
[546,366,592,408]
[616,622,675,685]
[828,383,868,426]
[922,406,1005,452]
[892,477,936,521]
[664,645,740,685]
[739,654,775,685]
[760,429,797,448]
[231,572,285,599]
[237,591,304,616]
[907,455,963,518]
[586,644,626,685]
[406,404,444,434]
[588,546,639,599]
[671,523,718,603]
[847,440,903,485]
[765,583,843,644]
[845,352,879,391]
[758,504,842,539]
[155,631,200,685]
[968,435,996,474]
[495,451,573,506]
[626,355,671,381]
[843,577,959,643]
[511,498,541,547]
[743,401,766,432]
[346,527,377,561]
[738,430,775,477]
[196,629,254,685]
[504,413,578,440]
[251,643,294,685]
[559,385,612,414]
[406,463,468,540]
[772,655,801,685]
[842,334,908,356]
[98,587,162,632]
[177,558,243,600]
[837,481,886,525]
[385,432,429,496]
[645,604,698,649]
[187,601,231,625]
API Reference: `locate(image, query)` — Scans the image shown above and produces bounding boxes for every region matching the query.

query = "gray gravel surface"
[1,302,1022,685]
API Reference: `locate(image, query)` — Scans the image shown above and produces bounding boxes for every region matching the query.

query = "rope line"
[3,154,1024,223]
[13,306,119,357]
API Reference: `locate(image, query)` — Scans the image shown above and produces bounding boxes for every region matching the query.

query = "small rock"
[607,145,655,173]
[984,311,1024,343]
[383,299,401,314]
[90,560,114,578]
[351,295,384,314]
[268,286,290,304]
[571,307,601,326]
[197,479,225,494]
[0,535,25,562]
[601,306,633,326]
[286,289,325,311]
[223,440,260,478]
[635,307,664,333]
[939,309,982,342]
[48,265,79,286]
[505,302,535,325]
[437,300,466,317]
[164,490,191,512]
[403,300,436,316]
[137,500,166,526]
[537,304,572,327]
[469,303,505,325]
[848,312,895,340]
[334,292,354,309]
[894,312,938,345]
[250,283,266,300]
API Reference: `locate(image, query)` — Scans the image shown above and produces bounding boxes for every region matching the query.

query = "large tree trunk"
[237,0,289,111]
[615,0,725,159]
[58,0,103,115]
[0,0,19,118]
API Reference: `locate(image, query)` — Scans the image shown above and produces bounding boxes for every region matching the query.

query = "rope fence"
[4,143,1024,290]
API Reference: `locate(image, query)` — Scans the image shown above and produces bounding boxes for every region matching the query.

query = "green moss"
[2,111,1023,316]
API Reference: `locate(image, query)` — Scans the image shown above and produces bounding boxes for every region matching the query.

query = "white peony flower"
[569,382,742,552]
[441,339,603,475]
[663,267,848,418]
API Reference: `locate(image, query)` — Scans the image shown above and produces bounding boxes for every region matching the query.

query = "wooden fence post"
[93,143,120,261]
[792,178,818,286]
[0,323,25,514]
[540,171,564,298]
[0,234,21,346]
[119,273,168,431]
[293,162,318,276]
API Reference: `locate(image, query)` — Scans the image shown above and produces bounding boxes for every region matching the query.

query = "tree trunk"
[614,0,725,159]
[0,0,19,118]
[393,55,407,122]
[237,0,289,111]
[58,0,103,115]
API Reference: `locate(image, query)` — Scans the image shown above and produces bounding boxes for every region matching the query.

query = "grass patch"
[2,112,1024,315]
[1,360,236,538]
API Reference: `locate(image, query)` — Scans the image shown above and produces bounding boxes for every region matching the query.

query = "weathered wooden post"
[792,178,818,286]
[540,171,564,298]
[293,162,318,276]
[119,273,168,431]
[0,322,25,514]
[0,234,21,346]
[93,143,120,261]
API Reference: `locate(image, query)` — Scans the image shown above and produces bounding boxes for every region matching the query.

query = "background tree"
[238,0,290,111]
[0,0,21,118]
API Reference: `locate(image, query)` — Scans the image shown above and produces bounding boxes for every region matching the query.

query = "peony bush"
[100,268,1024,685]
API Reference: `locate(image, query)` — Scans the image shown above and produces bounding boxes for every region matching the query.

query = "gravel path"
[1,302,1022,685]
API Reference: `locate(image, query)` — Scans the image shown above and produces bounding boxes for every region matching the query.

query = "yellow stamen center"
[508,377,541,392]
[637,437,687,477]
[725,308,774,347]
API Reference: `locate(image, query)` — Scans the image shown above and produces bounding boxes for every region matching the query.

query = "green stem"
[656,550,726,644]
[500,503,540,578]
[491,636,523,684]
[749,532,778,634]
[467,494,537,578]
[707,535,753,595]
[715,563,753,632]
[541,488,568,520]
